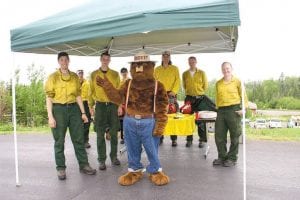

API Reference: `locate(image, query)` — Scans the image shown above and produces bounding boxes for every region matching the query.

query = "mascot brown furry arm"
[96,75,125,105]
[152,82,168,136]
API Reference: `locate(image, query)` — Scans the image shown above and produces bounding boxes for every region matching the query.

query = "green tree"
[276,97,300,110]
[206,79,217,100]
[245,75,300,109]
[0,81,12,122]
[176,84,185,101]
[15,64,47,126]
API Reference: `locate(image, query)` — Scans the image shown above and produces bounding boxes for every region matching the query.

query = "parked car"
[241,118,250,124]
[254,119,267,129]
[287,119,295,128]
[268,119,282,128]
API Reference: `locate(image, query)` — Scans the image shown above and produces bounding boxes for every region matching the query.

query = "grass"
[0,124,51,135]
[0,123,97,135]
[246,127,300,141]
[1,124,300,142]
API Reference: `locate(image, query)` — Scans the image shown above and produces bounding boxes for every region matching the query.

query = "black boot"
[185,141,192,147]
[171,140,177,147]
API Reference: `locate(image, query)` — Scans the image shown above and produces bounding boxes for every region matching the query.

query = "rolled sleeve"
[44,75,55,98]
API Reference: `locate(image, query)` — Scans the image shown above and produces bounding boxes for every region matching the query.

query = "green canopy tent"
[10,0,242,188]
[11,0,240,56]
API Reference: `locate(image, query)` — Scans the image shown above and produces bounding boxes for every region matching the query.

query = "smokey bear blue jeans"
[123,116,161,173]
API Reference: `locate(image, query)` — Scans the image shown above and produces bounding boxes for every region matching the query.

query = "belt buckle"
[105,102,109,106]
[134,115,142,119]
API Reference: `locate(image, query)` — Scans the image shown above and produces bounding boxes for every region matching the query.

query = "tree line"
[245,74,300,109]
[0,66,299,127]
[0,64,47,127]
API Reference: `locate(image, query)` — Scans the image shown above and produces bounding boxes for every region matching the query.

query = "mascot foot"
[149,171,170,186]
[118,171,143,186]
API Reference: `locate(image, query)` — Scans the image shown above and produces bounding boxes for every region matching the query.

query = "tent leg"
[241,80,246,200]
[12,53,21,187]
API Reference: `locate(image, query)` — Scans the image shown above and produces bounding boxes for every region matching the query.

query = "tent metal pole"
[241,79,246,200]
[12,52,21,187]
[106,37,114,53]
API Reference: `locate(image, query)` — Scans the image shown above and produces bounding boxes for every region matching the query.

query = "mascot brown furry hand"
[96,52,170,186]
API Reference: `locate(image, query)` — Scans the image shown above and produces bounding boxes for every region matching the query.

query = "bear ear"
[129,63,137,77]
[130,63,136,71]
[148,61,155,67]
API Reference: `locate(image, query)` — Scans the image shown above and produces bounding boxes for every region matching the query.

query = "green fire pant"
[83,101,91,143]
[51,103,89,170]
[94,102,120,163]
[215,104,241,162]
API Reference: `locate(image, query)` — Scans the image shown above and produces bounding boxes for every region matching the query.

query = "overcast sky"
[1,0,299,83]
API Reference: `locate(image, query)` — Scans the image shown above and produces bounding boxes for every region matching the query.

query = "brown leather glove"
[96,75,112,88]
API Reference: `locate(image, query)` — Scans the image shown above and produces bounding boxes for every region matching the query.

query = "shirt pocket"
[226,86,238,94]
[53,86,65,101]
[68,81,79,97]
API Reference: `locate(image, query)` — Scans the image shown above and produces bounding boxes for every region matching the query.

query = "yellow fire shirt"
[154,65,180,94]
[45,70,80,104]
[216,76,248,108]
[80,79,92,102]
[182,68,208,96]
[90,68,120,106]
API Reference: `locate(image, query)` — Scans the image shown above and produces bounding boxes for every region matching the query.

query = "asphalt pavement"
[0,133,243,200]
[1,133,299,200]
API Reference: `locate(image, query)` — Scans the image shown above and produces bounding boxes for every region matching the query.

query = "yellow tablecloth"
[164,114,196,136]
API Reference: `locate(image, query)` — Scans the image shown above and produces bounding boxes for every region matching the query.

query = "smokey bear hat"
[129,51,156,63]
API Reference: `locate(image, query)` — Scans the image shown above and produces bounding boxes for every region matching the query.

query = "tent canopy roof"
[10,0,240,56]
